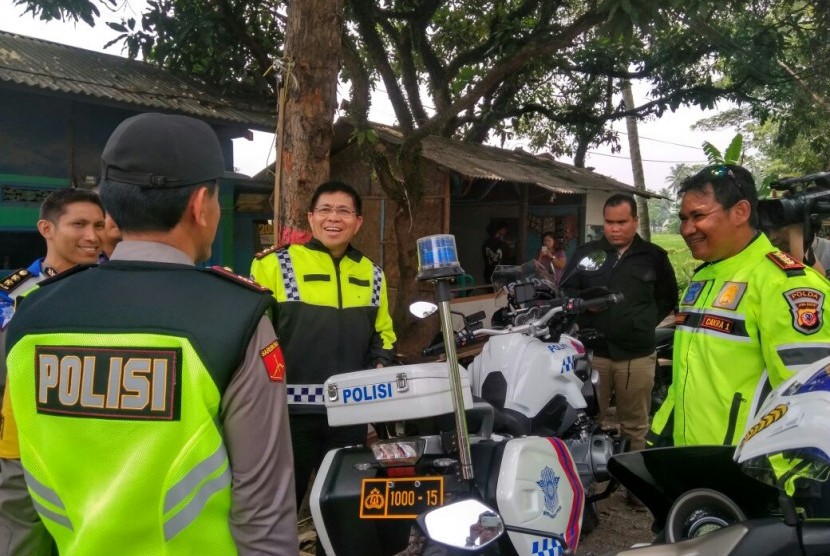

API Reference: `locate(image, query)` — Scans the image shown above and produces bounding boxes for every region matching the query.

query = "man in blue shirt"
[0,187,104,555]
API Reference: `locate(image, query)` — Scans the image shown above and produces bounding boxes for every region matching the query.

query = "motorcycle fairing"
[495,436,584,553]
[468,332,586,419]
[608,446,780,531]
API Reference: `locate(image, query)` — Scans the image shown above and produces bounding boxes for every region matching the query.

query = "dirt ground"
[575,485,654,555]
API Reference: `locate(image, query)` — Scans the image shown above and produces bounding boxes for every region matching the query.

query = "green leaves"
[12,0,113,27]
[702,133,743,165]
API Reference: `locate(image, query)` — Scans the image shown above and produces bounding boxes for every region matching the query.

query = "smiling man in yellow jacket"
[649,164,830,448]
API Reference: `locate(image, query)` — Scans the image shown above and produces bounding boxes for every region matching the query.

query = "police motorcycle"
[601,355,830,555]
[419,257,625,533]
[310,235,585,555]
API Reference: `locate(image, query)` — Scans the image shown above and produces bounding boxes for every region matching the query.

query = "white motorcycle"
[309,238,611,555]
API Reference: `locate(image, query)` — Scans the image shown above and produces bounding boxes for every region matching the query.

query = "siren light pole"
[416,234,474,481]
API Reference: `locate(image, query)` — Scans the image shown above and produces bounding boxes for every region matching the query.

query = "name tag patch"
[701,315,735,334]
[35,346,182,421]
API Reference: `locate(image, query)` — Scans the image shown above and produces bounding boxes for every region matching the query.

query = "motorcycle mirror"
[419,499,504,550]
[410,301,439,318]
[576,250,607,272]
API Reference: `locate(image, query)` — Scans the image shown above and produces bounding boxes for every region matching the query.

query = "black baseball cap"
[100,112,236,188]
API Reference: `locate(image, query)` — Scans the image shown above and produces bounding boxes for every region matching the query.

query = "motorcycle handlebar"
[420,293,623,355]
[574,292,624,311]
[421,329,477,357]
[421,341,446,357]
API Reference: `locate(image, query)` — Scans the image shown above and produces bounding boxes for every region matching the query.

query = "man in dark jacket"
[561,194,677,455]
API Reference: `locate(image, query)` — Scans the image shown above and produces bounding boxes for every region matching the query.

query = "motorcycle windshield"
[741,448,830,490]
[491,260,556,293]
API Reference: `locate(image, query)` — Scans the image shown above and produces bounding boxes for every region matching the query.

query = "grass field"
[651,233,696,293]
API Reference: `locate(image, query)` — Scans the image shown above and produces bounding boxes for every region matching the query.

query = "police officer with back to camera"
[649,164,830,448]
[3,113,298,555]
[0,187,105,555]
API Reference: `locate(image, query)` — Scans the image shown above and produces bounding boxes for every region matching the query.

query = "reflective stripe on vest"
[277,247,383,307]
[164,443,228,513]
[286,384,326,405]
[23,468,73,531]
[277,249,300,301]
[370,263,382,307]
[164,466,231,541]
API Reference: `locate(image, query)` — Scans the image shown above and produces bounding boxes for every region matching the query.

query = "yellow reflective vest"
[6,263,274,555]
[251,240,396,412]
[649,233,830,447]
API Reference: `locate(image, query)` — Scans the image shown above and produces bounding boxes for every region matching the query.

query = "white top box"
[324,362,473,426]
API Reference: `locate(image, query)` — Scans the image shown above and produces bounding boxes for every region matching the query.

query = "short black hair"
[486,221,509,237]
[99,181,218,233]
[679,164,758,228]
[40,188,104,222]
[541,231,555,241]
[604,193,637,217]
[310,181,362,215]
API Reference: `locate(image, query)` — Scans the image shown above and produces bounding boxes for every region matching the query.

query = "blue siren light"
[416,234,465,281]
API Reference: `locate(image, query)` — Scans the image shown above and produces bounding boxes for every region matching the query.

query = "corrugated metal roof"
[332,119,662,198]
[0,31,275,130]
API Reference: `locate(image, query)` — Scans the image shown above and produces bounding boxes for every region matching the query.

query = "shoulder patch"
[0,269,32,294]
[36,264,95,287]
[260,340,286,382]
[254,245,280,260]
[208,265,270,293]
[767,251,806,276]
[783,288,824,335]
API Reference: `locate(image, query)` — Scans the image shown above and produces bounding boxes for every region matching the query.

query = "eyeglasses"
[313,205,357,218]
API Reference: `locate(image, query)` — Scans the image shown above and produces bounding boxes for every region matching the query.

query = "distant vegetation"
[652,233,697,296]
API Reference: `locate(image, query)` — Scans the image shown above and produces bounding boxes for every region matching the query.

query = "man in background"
[561,194,677,462]
[482,221,510,283]
[0,187,105,555]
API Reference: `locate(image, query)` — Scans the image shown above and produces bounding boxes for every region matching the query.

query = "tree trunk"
[391,203,420,351]
[621,81,651,241]
[275,0,344,244]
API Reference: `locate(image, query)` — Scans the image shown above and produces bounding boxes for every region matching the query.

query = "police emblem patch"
[784,288,824,335]
[712,282,747,311]
[260,340,286,382]
[536,466,561,519]
[681,281,706,306]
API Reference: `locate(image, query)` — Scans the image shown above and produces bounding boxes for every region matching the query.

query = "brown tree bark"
[274,0,344,245]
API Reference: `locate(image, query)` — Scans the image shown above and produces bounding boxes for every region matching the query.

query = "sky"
[0,1,738,192]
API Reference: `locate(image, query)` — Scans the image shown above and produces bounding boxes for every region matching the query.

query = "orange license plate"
[359,476,444,519]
